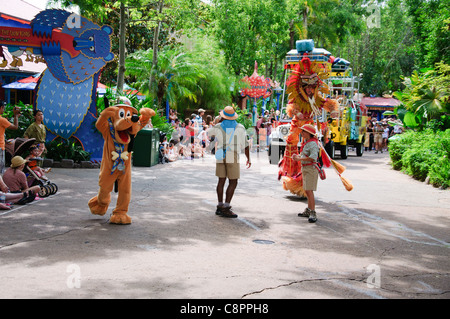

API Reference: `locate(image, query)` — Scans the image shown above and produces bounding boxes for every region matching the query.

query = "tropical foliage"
[389,129,450,188]
[126,47,205,110]
[60,0,449,113]
[392,62,450,129]
[4,102,34,140]
[46,138,91,163]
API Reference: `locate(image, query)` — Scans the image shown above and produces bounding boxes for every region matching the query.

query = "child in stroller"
[5,137,57,198]
[25,145,51,180]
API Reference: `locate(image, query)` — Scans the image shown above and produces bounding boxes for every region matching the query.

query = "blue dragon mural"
[1,9,115,160]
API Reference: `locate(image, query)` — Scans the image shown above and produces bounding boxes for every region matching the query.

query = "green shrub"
[389,129,450,188]
[429,155,450,188]
[389,131,414,170]
[428,130,450,188]
[46,137,91,163]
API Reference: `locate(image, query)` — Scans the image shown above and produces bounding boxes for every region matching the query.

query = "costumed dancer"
[278,55,339,197]
[278,54,353,208]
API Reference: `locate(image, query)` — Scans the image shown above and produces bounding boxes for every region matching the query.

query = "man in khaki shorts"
[207,106,251,218]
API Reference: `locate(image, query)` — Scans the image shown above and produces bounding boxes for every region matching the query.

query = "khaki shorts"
[374,133,383,144]
[302,165,318,191]
[216,162,240,180]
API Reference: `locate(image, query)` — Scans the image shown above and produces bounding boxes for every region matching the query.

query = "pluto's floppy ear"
[104,96,109,108]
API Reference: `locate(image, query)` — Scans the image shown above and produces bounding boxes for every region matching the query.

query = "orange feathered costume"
[88,97,155,224]
[278,55,339,197]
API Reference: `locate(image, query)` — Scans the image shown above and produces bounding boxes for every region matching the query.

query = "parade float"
[276,39,353,197]
[0,9,115,161]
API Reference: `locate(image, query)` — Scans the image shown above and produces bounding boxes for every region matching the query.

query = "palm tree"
[126,48,205,110]
[413,86,447,121]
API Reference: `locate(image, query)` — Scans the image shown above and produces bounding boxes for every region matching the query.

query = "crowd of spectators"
[365,116,404,153]
[160,107,279,163]
[160,108,215,163]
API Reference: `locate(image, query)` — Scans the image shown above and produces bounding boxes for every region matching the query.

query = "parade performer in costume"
[278,53,352,202]
[278,55,337,197]
[88,97,155,224]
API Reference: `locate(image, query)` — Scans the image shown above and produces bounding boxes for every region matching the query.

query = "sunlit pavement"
[0,149,449,299]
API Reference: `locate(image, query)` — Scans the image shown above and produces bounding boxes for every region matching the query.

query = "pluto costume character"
[88,97,155,224]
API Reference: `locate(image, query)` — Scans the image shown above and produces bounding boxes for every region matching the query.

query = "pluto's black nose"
[131,114,139,122]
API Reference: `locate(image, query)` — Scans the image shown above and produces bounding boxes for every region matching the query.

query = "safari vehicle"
[268,111,331,164]
[268,101,367,163]
[324,62,367,159]
[325,99,367,159]
[268,39,367,163]
[268,117,291,164]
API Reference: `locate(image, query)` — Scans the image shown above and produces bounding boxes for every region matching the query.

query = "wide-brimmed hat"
[300,124,317,136]
[219,106,238,120]
[10,156,28,168]
[198,108,205,113]
[114,96,132,106]
[113,96,137,111]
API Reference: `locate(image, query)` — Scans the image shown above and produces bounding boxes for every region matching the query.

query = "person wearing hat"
[206,106,251,218]
[2,156,40,204]
[0,101,21,175]
[293,124,320,223]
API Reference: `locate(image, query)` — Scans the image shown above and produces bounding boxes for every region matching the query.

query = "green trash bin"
[132,128,160,167]
[150,128,160,166]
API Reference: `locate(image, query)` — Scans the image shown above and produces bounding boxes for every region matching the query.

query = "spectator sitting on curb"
[2,156,40,202]
[0,175,37,209]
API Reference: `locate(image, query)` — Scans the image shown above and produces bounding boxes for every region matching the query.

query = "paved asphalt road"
[0,149,449,300]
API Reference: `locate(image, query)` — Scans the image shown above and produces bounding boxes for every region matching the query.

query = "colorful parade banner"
[0,9,114,160]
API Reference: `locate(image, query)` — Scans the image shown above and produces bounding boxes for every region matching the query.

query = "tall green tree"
[126,47,205,110]
[406,0,450,67]
[338,0,417,96]
[178,30,235,113]
[286,0,365,49]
